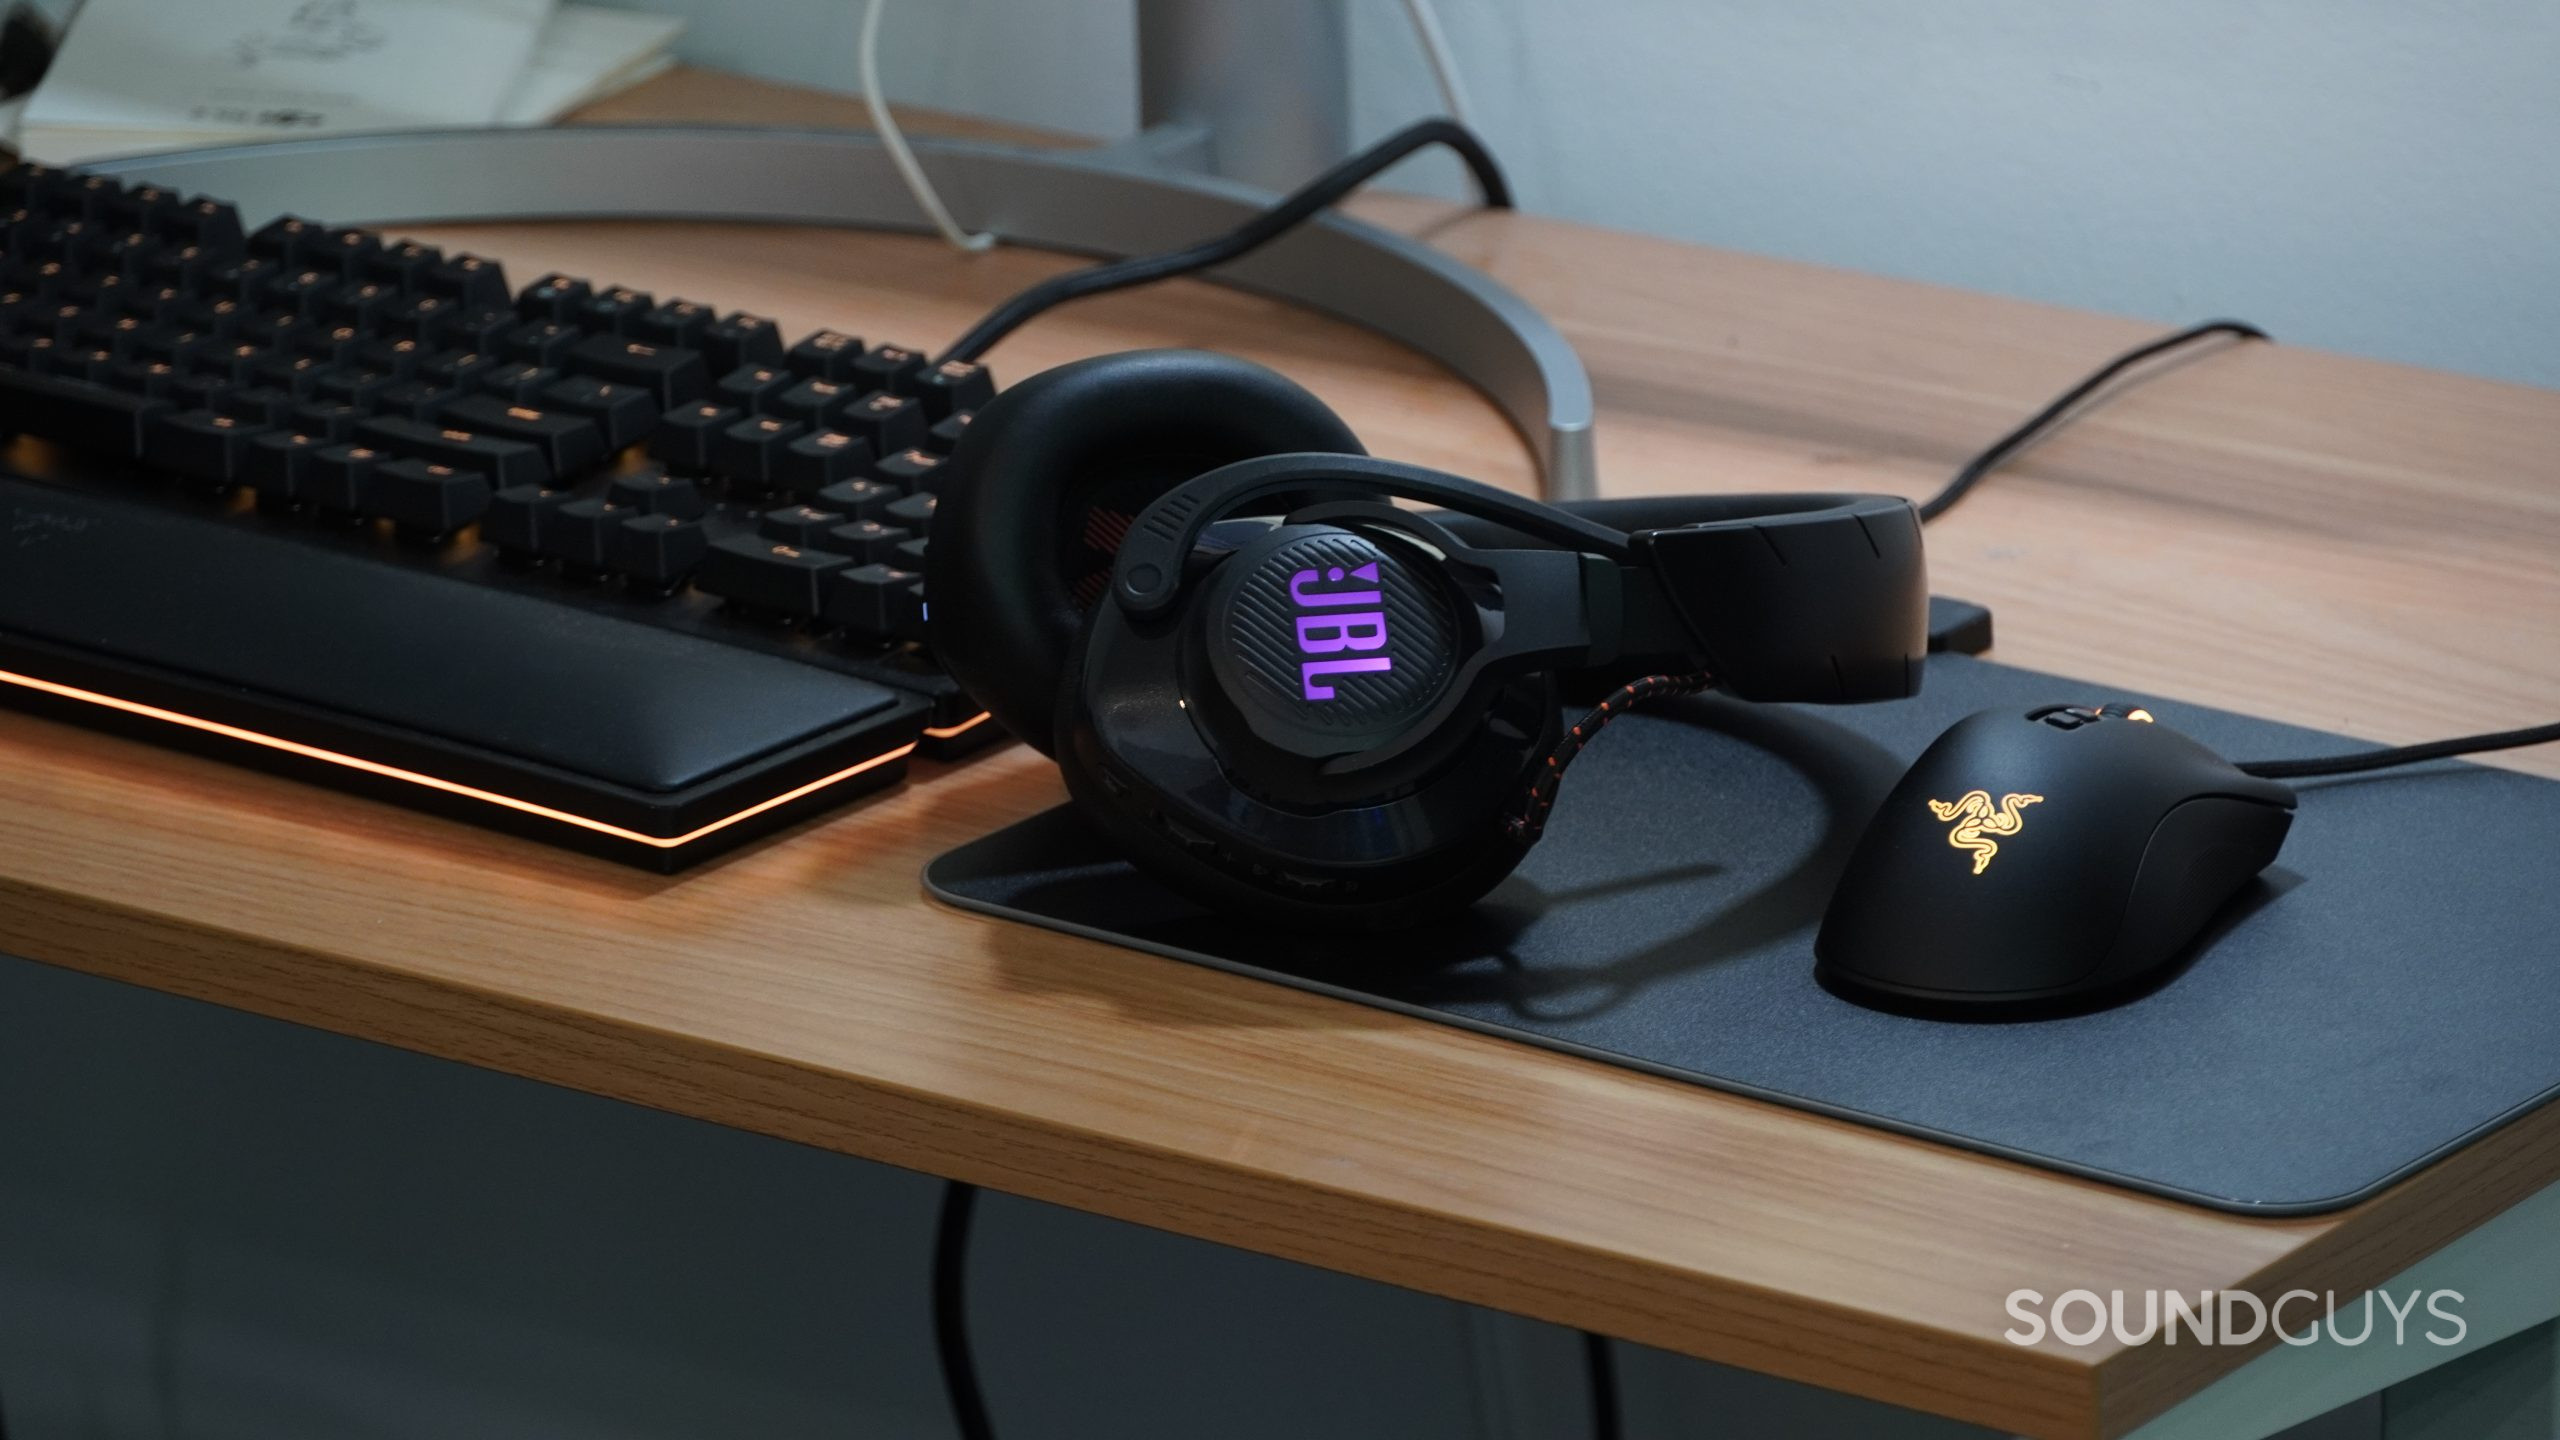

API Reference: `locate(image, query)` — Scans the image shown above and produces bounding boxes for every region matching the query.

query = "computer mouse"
[1814,704,2297,1018]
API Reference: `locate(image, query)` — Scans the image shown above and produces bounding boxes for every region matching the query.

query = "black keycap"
[355,414,549,487]
[255,352,331,395]
[541,497,630,570]
[262,266,342,319]
[776,429,871,495]
[0,366,164,454]
[895,536,930,569]
[837,391,928,456]
[364,239,443,288]
[606,467,708,518]
[332,280,402,328]
[813,477,898,520]
[242,430,324,502]
[818,520,912,564]
[476,361,559,402]
[885,490,936,530]
[577,284,654,334]
[758,504,843,546]
[713,363,793,412]
[248,215,324,266]
[613,513,710,590]
[714,414,805,488]
[385,293,457,340]
[696,535,849,617]
[700,311,784,373]
[873,447,944,494]
[504,320,584,367]
[302,443,384,511]
[646,401,739,472]
[314,369,400,410]
[143,408,269,483]
[516,272,592,322]
[290,400,365,442]
[786,328,863,381]
[106,358,182,399]
[851,344,927,394]
[295,322,367,366]
[564,334,708,407]
[313,227,381,278]
[424,253,510,310]
[440,394,608,478]
[925,409,974,455]
[435,306,517,353]
[540,375,658,450]
[370,457,491,534]
[485,483,570,555]
[767,377,857,427]
[357,335,428,377]
[218,385,297,426]
[632,298,712,348]
[177,199,246,254]
[913,359,994,419]
[419,347,498,390]
[825,562,926,638]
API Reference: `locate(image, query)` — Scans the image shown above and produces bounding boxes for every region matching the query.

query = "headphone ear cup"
[1051,617,1558,930]
[925,348,1364,756]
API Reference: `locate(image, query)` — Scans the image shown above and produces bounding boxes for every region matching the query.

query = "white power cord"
[1400,0,1476,129]
[858,0,996,254]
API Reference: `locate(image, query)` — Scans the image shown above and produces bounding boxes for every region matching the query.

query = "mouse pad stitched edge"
[923,654,2560,1215]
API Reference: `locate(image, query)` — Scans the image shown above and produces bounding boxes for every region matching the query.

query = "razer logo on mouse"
[1928,790,2044,875]
[1290,562,1392,700]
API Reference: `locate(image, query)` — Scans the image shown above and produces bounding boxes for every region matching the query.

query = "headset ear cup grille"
[925,349,1363,756]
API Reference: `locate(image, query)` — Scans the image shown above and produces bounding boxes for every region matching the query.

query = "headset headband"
[1112,453,1931,703]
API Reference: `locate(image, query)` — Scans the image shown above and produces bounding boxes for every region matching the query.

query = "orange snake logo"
[1927,790,2045,875]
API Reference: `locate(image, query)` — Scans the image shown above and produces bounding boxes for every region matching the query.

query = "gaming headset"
[928,348,1932,927]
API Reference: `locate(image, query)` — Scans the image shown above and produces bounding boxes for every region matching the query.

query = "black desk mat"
[925,654,2560,1214]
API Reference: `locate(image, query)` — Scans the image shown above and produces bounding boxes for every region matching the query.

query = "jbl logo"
[1291,563,1392,700]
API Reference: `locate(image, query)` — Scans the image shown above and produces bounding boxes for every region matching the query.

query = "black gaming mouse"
[1814,704,2298,1018]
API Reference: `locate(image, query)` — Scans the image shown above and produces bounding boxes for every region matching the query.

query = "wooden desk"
[3,71,2557,1440]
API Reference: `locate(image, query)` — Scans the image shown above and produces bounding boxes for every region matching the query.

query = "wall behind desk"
[594,0,2560,390]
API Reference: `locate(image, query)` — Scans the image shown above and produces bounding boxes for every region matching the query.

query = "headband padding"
[927,350,1363,755]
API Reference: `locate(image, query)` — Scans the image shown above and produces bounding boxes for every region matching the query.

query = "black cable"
[933,1181,996,1440]
[938,118,1511,366]
[2238,720,2560,780]
[1505,673,1716,845]
[1917,319,2270,523]
[1582,1330,1623,1440]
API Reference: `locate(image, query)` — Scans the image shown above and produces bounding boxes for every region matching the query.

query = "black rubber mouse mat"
[925,654,2560,1214]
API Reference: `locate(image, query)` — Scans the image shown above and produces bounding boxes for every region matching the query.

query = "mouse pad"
[924,653,2560,1214]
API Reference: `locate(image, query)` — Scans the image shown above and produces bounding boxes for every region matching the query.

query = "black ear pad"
[926,349,1364,755]
[1050,625,1555,929]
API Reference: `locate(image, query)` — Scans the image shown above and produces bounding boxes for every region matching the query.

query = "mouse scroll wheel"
[2030,704,2105,730]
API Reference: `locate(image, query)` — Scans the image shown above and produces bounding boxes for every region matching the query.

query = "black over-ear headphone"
[930,349,1931,927]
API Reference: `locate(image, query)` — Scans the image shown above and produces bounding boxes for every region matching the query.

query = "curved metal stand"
[93,125,1597,500]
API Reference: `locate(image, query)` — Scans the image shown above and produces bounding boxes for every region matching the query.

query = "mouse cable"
[937,118,1512,366]
[859,0,997,255]
[1506,672,1718,845]
[933,1180,998,1440]
[2237,719,2560,780]
[1917,319,2270,524]
[1583,1330,1624,1440]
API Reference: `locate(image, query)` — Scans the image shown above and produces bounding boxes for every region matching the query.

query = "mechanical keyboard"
[0,162,1002,868]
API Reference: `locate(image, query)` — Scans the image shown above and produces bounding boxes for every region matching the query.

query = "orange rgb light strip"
[0,666,914,849]
[921,710,994,740]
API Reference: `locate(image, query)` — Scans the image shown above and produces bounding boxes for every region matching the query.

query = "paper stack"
[14,0,684,165]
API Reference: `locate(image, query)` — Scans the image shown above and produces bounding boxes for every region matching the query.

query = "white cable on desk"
[1401,0,1476,128]
[858,0,996,254]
